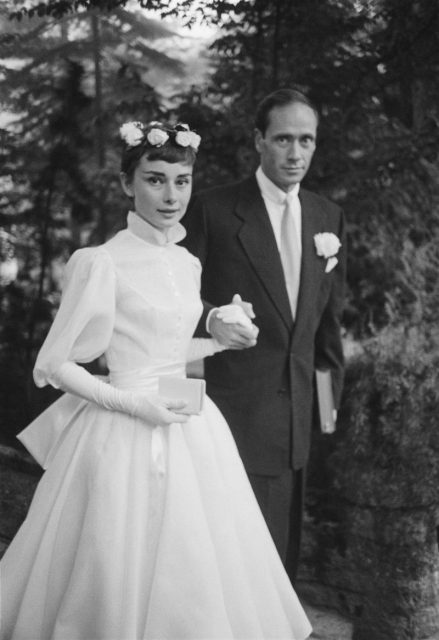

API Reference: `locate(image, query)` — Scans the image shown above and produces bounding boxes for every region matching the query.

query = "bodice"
[104,221,203,381]
[33,212,203,389]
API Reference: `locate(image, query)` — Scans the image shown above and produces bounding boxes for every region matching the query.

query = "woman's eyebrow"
[141,171,192,177]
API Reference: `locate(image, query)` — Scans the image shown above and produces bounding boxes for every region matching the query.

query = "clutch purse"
[315,369,336,434]
[158,376,206,415]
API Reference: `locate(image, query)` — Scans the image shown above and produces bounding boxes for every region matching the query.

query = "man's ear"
[254,128,264,154]
[120,172,134,198]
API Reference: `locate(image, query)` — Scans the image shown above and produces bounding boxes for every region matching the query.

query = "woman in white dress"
[0,121,312,640]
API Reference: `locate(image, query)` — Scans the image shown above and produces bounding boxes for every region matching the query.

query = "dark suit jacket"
[181,175,346,475]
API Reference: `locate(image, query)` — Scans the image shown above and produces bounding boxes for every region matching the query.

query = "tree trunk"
[91,10,107,242]
[271,0,282,89]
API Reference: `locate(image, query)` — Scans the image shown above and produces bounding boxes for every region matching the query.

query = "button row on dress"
[161,253,184,356]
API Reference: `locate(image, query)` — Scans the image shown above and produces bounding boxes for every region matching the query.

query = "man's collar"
[255,166,300,204]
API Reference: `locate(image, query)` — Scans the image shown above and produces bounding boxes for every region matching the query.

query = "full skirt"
[1,396,312,640]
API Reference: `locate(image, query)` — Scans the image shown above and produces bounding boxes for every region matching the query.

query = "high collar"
[126,210,187,246]
[256,166,300,205]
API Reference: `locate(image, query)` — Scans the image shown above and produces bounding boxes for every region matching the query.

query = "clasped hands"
[208,294,259,350]
[139,294,258,424]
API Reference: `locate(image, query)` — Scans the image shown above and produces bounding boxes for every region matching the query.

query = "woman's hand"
[230,293,256,320]
[132,395,189,426]
[208,294,259,349]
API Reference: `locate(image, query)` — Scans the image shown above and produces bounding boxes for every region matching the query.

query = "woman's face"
[120,156,193,232]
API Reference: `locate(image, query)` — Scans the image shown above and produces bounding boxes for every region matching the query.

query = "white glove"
[231,293,256,319]
[216,303,254,328]
[52,361,188,426]
[206,294,258,348]
[186,337,226,363]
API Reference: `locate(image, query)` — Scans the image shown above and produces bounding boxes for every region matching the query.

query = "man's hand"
[209,309,258,349]
[231,293,256,320]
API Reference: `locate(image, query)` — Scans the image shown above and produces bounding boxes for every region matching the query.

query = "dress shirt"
[206,171,302,334]
[255,166,302,261]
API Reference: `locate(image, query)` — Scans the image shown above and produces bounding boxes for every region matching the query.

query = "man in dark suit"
[182,88,346,583]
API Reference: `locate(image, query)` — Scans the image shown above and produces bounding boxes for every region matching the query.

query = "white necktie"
[280,196,301,318]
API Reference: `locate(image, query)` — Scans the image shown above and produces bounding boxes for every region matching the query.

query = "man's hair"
[255,88,319,135]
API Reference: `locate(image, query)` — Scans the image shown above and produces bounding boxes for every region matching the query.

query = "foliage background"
[1,0,439,446]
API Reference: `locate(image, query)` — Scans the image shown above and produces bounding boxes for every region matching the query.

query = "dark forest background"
[1,0,439,447]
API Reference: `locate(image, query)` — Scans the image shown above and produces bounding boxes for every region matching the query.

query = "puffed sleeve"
[33,247,116,388]
[186,249,202,289]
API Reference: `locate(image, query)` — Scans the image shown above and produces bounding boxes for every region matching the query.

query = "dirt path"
[304,602,353,639]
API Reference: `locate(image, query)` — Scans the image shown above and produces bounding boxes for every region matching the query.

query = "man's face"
[255,102,318,192]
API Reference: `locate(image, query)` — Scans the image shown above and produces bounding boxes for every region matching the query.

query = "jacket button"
[277,387,287,395]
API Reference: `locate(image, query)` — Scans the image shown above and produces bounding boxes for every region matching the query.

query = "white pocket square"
[325,257,338,273]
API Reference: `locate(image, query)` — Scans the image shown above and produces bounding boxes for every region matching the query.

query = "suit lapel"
[235,177,293,330]
[293,189,327,335]
[234,179,327,334]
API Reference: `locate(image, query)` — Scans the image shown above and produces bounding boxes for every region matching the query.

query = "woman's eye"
[147,177,162,185]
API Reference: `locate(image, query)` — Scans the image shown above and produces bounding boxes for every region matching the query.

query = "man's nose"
[287,140,301,160]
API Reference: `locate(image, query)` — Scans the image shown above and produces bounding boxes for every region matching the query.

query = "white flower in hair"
[188,131,201,149]
[175,130,192,147]
[176,130,201,150]
[120,122,144,147]
[146,128,169,146]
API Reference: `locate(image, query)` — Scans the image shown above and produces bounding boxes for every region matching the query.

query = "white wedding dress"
[0,212,312,640]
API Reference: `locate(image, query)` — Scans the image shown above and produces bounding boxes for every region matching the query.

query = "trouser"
[248,467,305,585]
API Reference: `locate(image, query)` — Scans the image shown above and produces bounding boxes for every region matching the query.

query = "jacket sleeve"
[313,207,347,408]
[181,194,214,337]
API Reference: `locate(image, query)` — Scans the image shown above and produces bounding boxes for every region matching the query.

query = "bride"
[1,120,312,640]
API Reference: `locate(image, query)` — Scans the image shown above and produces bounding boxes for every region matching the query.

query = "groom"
[182,88,346,582]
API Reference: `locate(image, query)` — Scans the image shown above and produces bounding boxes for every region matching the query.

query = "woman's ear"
[120,172,134,198]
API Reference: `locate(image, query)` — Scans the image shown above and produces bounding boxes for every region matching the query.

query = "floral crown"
[119,121,201,152]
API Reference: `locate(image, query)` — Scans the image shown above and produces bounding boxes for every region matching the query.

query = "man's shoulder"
[193,175,257,205]
[300,187,343,217]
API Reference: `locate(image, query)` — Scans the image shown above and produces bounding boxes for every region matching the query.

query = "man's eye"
[277,137,289,145]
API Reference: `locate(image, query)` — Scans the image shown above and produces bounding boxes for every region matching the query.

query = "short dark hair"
[255,88,319,135]
[121,144,196,182]
[120,123,197,182]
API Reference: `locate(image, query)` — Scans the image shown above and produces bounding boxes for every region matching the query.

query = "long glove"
[51,361,188,426]
[186,337,225,363]
[187,302,257,362]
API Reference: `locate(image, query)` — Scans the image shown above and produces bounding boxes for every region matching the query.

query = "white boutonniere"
[314,233,341,273]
